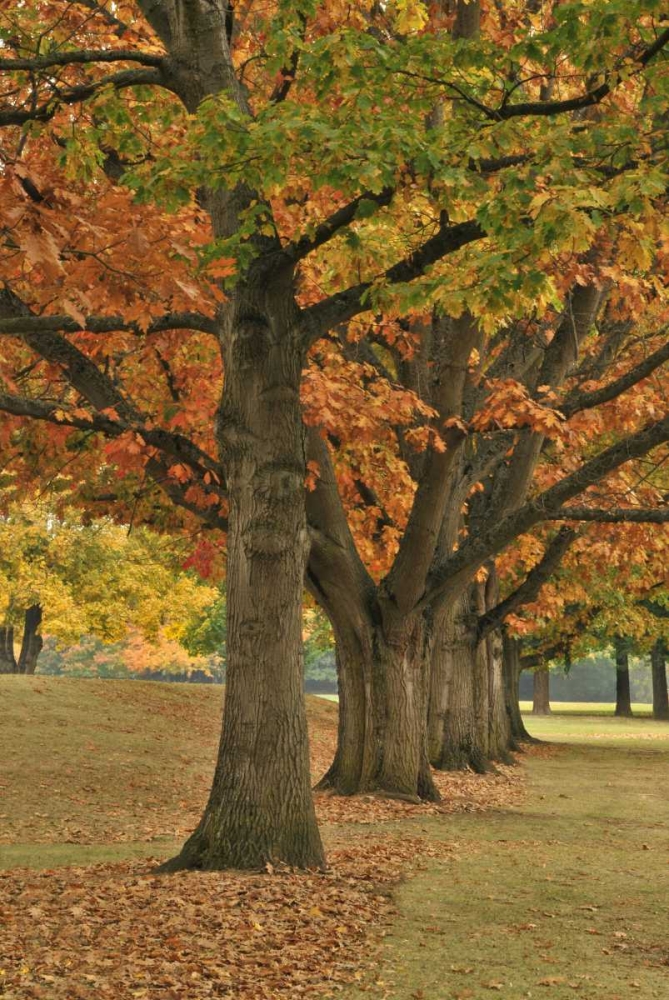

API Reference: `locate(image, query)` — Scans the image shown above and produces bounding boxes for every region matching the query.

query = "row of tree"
[0,0,667,871]
[530,640,669,719]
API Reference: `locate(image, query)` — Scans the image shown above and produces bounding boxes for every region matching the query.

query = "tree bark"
[614,637,633,717]
[532,667,551,715]
[431,589,491,773]
[502,635,536,745]
[17,604,43,675]
[484,571,513,763]
[651,640,668,721]
[315,622,382,796]
[162,283,324,872]
[317,615,439,802]
[379,614,439,801]
[0,626,18,674]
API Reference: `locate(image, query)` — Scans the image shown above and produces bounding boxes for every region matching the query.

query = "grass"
[318,695,656,716]
[519,701,654,717]
[3,677,669,1000]
[348,713,669,1000]
[0,675,338,869]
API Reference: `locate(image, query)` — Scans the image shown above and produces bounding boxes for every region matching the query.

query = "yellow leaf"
[394,0,429,33]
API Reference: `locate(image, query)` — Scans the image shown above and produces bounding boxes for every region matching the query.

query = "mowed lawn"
[2,677,669,1000]
[348,711,669,1000]
[519,701,654,717]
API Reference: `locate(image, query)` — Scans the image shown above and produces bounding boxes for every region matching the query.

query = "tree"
[614,636,634,716]
[0,501,218,675]
[651,640,669,720]
[1,0,668,867]
[508,521,669,718]
[533,668,552,716]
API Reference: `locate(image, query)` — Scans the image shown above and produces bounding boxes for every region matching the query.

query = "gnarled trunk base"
[317,617,439,803]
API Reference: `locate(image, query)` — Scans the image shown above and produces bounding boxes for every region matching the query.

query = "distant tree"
[651,640,669,720]
[0,503,218,675]
[532,669,552,716]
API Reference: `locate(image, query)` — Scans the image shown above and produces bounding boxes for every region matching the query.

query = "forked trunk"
[502,635,536,745]
[532,668,551,716]
[163,298,324,872]
[614,637,633,718]
[18,605,43,675]
[319,616,438,802]
[0,626,17,674]
[651,640,668,721]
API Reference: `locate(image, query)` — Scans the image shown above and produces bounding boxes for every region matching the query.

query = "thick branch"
[145,459,228,532]
[0,49,164,71]
[425,415,669,610]
[478,528,577,639]
[0,68,165,128]
[549,506,669,523]
[0,312,218,337]
[0,386,222,481]
[561,333,669,419]
[300,219,484,347]
[285,188,394,262]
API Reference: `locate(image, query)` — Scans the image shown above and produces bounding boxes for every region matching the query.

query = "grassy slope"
[0,675,338,868]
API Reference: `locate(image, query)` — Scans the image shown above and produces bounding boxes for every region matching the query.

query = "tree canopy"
[0,0,667,870]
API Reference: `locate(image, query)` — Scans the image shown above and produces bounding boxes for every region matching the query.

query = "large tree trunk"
[316,622,381,796]
[431,589,491,773]
[318,616,439,802]
[532,668,551,716]
[163,292,324,872]
[135,0,325,873]
[0,626,18,674]
[380,615,439,801]
[651,640,668,721]
[484,571,513,763]
[17,605,43,675]
[502,635,536,745]
[429,577,513,773]
[614,637,633,718]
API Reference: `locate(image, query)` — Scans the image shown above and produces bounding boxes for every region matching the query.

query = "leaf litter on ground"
[0,835,460,1000]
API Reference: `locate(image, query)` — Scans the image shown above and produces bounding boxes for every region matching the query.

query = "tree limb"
[424,414,669,611]
[561,332,669,419]
[397,25,669,122]
[299,218,484,347]
[0,68,165,128]
[477,527,577,640]
[0,49,164,71]
[285,187,394,262]
[549,506,669,523]
[0,312,218,337]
